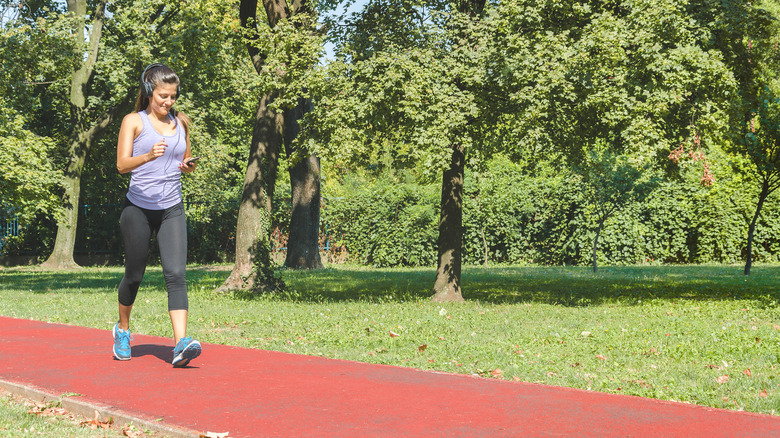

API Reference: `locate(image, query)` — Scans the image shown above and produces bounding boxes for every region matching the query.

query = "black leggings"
[118,198,188,311]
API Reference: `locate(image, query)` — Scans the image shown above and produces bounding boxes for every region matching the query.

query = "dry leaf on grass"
[123,427,146,437]
[80,410,113,429]
[716,375,729,384]
[742,369,752,377]
[388,330,399,338]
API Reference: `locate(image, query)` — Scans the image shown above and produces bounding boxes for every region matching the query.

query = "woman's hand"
[179,159,197,173]
[146,139,167,161]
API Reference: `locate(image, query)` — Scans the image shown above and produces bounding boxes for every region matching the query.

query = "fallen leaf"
[81,410,113,430]
[123,427,145,438]
[716,375,729,384]
[581,331,592,337]
[632,380,652,389]
[201,433,231,438]
[513,376,522,382]
[596,354,606,361]
[417,344,427,352]
[491,369,503,378]
[388,330,399,338]
[706,364,720,369]
[743,369,752,377]
[759,390,768,398]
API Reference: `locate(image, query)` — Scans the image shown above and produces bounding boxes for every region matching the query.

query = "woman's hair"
[134,64,190,134]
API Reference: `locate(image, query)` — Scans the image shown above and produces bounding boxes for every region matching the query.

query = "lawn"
[0,264,778,416]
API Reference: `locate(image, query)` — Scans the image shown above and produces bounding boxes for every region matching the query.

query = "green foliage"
[323,171,440,267]
[0,108,62,222]
[317,153,780,268]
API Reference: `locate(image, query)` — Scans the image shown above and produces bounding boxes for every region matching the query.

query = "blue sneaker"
[172,337,201,367]
[112,323,132,360]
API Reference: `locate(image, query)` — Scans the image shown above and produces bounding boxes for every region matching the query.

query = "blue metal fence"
[1,213,19,251]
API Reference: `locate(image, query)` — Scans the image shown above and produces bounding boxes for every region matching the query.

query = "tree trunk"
[218,91,283,291]
[284,99,323,269]
[218,0,312,290]
[41,136,87,269]
[745,180,769,276]
[432,144,465,303]
[592,220,605,273]
[41,0,107,269]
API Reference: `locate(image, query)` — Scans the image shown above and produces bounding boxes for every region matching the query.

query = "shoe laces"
[175,337,192,353]
[117,330,133,349]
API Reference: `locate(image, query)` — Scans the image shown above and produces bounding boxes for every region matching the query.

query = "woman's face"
[148,83,178,117]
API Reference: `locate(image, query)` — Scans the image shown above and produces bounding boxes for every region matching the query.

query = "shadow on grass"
[0,267,228,295]
[256,264,780,307]
[3,264,779,308]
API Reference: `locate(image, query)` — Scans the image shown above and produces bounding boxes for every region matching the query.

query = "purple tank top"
[126,111,186,210]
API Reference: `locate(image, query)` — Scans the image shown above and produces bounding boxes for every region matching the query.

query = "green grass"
[1,264,779,416]
[0,386,145,437]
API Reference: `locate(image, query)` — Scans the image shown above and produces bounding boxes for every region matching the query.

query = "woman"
[113,63,201,367]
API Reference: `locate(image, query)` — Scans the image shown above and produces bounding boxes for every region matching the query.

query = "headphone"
[140,63,181,98]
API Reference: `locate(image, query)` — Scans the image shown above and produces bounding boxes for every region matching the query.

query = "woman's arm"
[178,114,197,173]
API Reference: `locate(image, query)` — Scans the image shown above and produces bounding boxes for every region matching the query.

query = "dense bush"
[322,156,780,268]
[5,155,780,268]
[322,176,439,267]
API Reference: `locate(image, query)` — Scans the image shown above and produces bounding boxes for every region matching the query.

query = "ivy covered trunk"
[285,99,323,269]
[41,145,85,269]
[432,144,465,302]
[218,91,283,291]
[745,180,770,276]
[592,219,605,273]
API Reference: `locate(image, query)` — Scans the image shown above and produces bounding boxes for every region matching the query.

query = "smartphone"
[184,156,201,166]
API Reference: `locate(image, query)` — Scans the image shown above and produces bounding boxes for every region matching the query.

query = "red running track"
[0,316,778,437]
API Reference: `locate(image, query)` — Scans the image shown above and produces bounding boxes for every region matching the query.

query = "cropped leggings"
[118,198,188,311]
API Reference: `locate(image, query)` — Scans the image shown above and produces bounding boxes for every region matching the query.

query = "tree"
[38,0,116,269]
[740,92,780,275]
[218,0,322,291]
[576,148,657,272]
[0,3,69,222]
[284,97,324,269]
[305,0,744,299]
[707,0,780,275]
[302,0,489,302]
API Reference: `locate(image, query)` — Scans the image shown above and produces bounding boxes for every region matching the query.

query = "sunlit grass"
[1,264,779,415]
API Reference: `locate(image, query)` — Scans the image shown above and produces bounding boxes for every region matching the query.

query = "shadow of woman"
[131,344,172,363]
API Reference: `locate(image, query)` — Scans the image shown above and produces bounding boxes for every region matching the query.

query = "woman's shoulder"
[122,112,144,126]
[119,112,145,138]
